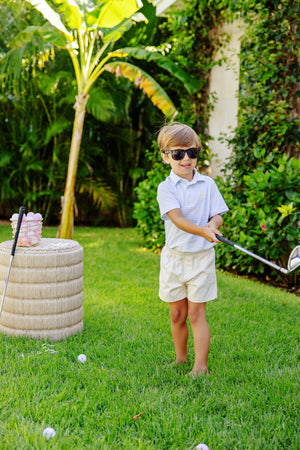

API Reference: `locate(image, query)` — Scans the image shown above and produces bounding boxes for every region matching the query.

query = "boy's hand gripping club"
[0,206,25,319]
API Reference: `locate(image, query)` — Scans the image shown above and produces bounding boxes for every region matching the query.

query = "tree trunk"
[57,93,89,239]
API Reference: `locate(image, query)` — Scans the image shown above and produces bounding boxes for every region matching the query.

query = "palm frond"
[87,82,130,123]
[78,178,117,212]
[86,87,118,123]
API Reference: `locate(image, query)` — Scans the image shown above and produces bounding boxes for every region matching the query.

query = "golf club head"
[287,245,300,274]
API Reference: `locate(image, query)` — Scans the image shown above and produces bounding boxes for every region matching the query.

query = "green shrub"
[216,155,300,281]
[133,145,169,251]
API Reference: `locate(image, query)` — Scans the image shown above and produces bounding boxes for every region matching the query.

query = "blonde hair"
[157,122,202,151]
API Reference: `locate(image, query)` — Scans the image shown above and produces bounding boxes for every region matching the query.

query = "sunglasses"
[163,147,200,161]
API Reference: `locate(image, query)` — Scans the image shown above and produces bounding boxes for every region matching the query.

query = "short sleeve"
[209,180,229,218]
[157,181,180,221]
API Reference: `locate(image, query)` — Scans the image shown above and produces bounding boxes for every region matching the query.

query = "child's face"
[161,142,199,181]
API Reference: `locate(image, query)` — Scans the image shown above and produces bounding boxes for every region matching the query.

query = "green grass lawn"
[0,226,299,449]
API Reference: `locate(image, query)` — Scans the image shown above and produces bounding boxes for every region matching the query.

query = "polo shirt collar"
[170,168,205,185]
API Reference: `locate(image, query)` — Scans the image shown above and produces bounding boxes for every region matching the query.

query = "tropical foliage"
[0,0,74,221]
[1,0,200,237]
[1,0,298,283]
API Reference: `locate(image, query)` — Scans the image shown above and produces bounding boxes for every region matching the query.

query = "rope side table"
[0,238,83,341]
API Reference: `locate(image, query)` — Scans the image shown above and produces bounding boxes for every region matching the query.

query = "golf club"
[216,234,300,275]
[0,206,25,318]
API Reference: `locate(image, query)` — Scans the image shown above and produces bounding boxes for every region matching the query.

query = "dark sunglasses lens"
[171,151,184,160]
[187,149,199,159]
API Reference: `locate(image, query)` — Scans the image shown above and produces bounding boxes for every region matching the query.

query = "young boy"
[157,122,229,376]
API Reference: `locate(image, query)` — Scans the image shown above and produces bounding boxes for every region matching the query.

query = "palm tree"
[3,0,200,238]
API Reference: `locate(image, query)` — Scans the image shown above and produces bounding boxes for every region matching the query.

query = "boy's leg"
[188,301,210,375]
[169,298,188,364]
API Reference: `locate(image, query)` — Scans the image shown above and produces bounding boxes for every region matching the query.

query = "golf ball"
[78,354,87,363]
[196,444,209,450]
[43,427,56,440]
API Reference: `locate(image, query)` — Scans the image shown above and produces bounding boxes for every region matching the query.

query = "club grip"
[215,234,236,247]
[11,206,25,256]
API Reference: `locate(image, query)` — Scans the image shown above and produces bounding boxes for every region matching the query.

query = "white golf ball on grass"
[196,444,209,450]
[43,427,56,440]
[78,354,87,363]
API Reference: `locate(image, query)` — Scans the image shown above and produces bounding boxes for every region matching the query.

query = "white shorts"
[159,246,217,303]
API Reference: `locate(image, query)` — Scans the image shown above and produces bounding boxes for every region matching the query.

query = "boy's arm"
[206,214,223,230]
[167,209,222,243]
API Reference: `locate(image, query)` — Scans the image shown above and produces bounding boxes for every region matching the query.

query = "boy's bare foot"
[189,368,209,378]
[164,359,187,368]
[169,359,187,367]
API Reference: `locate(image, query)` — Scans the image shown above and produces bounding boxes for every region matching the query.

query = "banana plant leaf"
[96,0,142,28]
[26,0,71,36]
[105,61,177,119]
[26,0,142,33]
[116,47,202,96]
[101,19,135,43]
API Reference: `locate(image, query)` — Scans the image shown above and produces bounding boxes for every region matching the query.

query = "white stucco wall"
[152,2,245,178]
[208,19,244,178]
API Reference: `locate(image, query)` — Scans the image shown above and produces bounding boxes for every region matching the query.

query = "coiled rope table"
[0,238,83,341]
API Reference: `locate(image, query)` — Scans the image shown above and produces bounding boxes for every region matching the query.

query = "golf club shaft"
[0,206,25,318]
[216,234,288,274]
[0,257,13,317]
